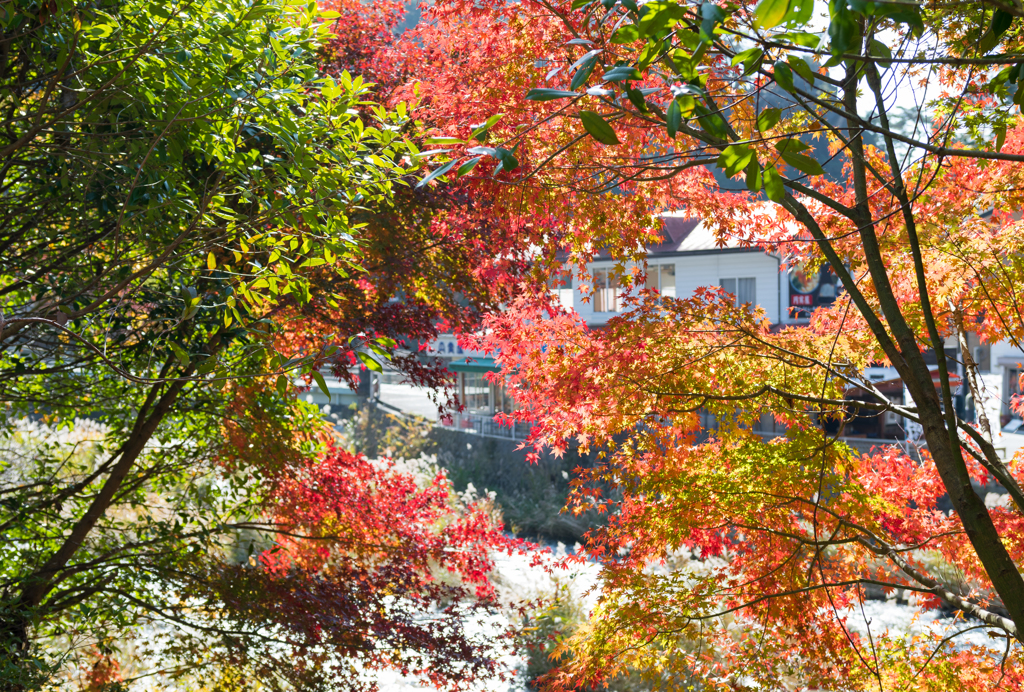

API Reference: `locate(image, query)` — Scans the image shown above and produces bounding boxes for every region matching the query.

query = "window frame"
[720,276,757,308]
[593,267,621,313]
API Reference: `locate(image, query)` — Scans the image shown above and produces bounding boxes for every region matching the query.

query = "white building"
[428,213,1024,457]
[559,213,835,327]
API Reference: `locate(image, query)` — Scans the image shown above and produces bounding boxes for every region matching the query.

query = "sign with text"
[789,264,840,318]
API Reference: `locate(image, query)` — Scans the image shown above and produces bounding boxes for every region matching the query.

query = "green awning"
[448,357,499,373]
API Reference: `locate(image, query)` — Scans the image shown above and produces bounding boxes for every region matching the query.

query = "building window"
[594,268,620,313]
[548,269,574,310]
[645,263,676,299]
[1006,368,1023,422]
[721,277,756,307]
[461,372,491,414]
[497,382,516,414]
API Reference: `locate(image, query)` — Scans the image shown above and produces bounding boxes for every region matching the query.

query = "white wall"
[989,340,1024,422]
[572,251,783,326]
[675,251,782,323]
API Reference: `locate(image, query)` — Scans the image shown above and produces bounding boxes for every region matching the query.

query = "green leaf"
[625,86,649,113]
[493,147,520,173]
[85,23,115,39]
[676,94,695,118]
[611,24,640,44]
[579,110,620,145]
[570,50,601,90]
[788,56,817,85]
[775,138,811,153]
[995,122,1008,152]
[357,351,383,372]
[197,357,218,376]
[717,144,754,177]
[981,9,1015,54]
[639,3,688,37]
[571,60,598,90]
[883,7,924,37]
[778,31,822,48]
[868,38,892,69]
[780,151,824,176]
[990,64,1018,92]
[526,88,582,101]
[603,65,643,82]
[311,370,330,398]
[828,2,861,56]
[276,374,289,397]
[667,98,682,137]
[699,2,727,42]
[470,114,502,141]
[764,165,785,201]
[694,104,729,138]
[424,136,468,144]
[732,47,764,76]
[757,107,782,131]
[207,252,216,270]
[168,342,190,368]
[745,158,762,192]
[754,0,790,30]
[416,159,457,188]
[1014,81,1024,107]
[787,0,814,25]
[457,157,482,176]
[774,60,795,92]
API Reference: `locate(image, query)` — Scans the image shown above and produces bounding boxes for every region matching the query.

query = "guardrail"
[442,412,927,450]
[438,412,532,440]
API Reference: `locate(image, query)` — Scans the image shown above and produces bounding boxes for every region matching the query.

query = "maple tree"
[170,446,516,691]
[395,0,1024,687]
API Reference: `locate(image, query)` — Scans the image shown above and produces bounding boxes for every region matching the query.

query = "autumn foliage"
[190,446,518,691]
[365,0,1024,688]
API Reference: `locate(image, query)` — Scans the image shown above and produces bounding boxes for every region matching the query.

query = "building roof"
[447,357,499,373]
[653,212,765,255]
[566,203,790,261]
[649,216,701,252]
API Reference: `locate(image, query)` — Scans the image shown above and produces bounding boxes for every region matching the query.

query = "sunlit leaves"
[716,143,754,177]
[753,0,790,30]
[611,24,640,44]
[732,47,764,76]
[788,55,817,84]
[763,164,785,200]
[775,138,824,175]
[756,107,782,132]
